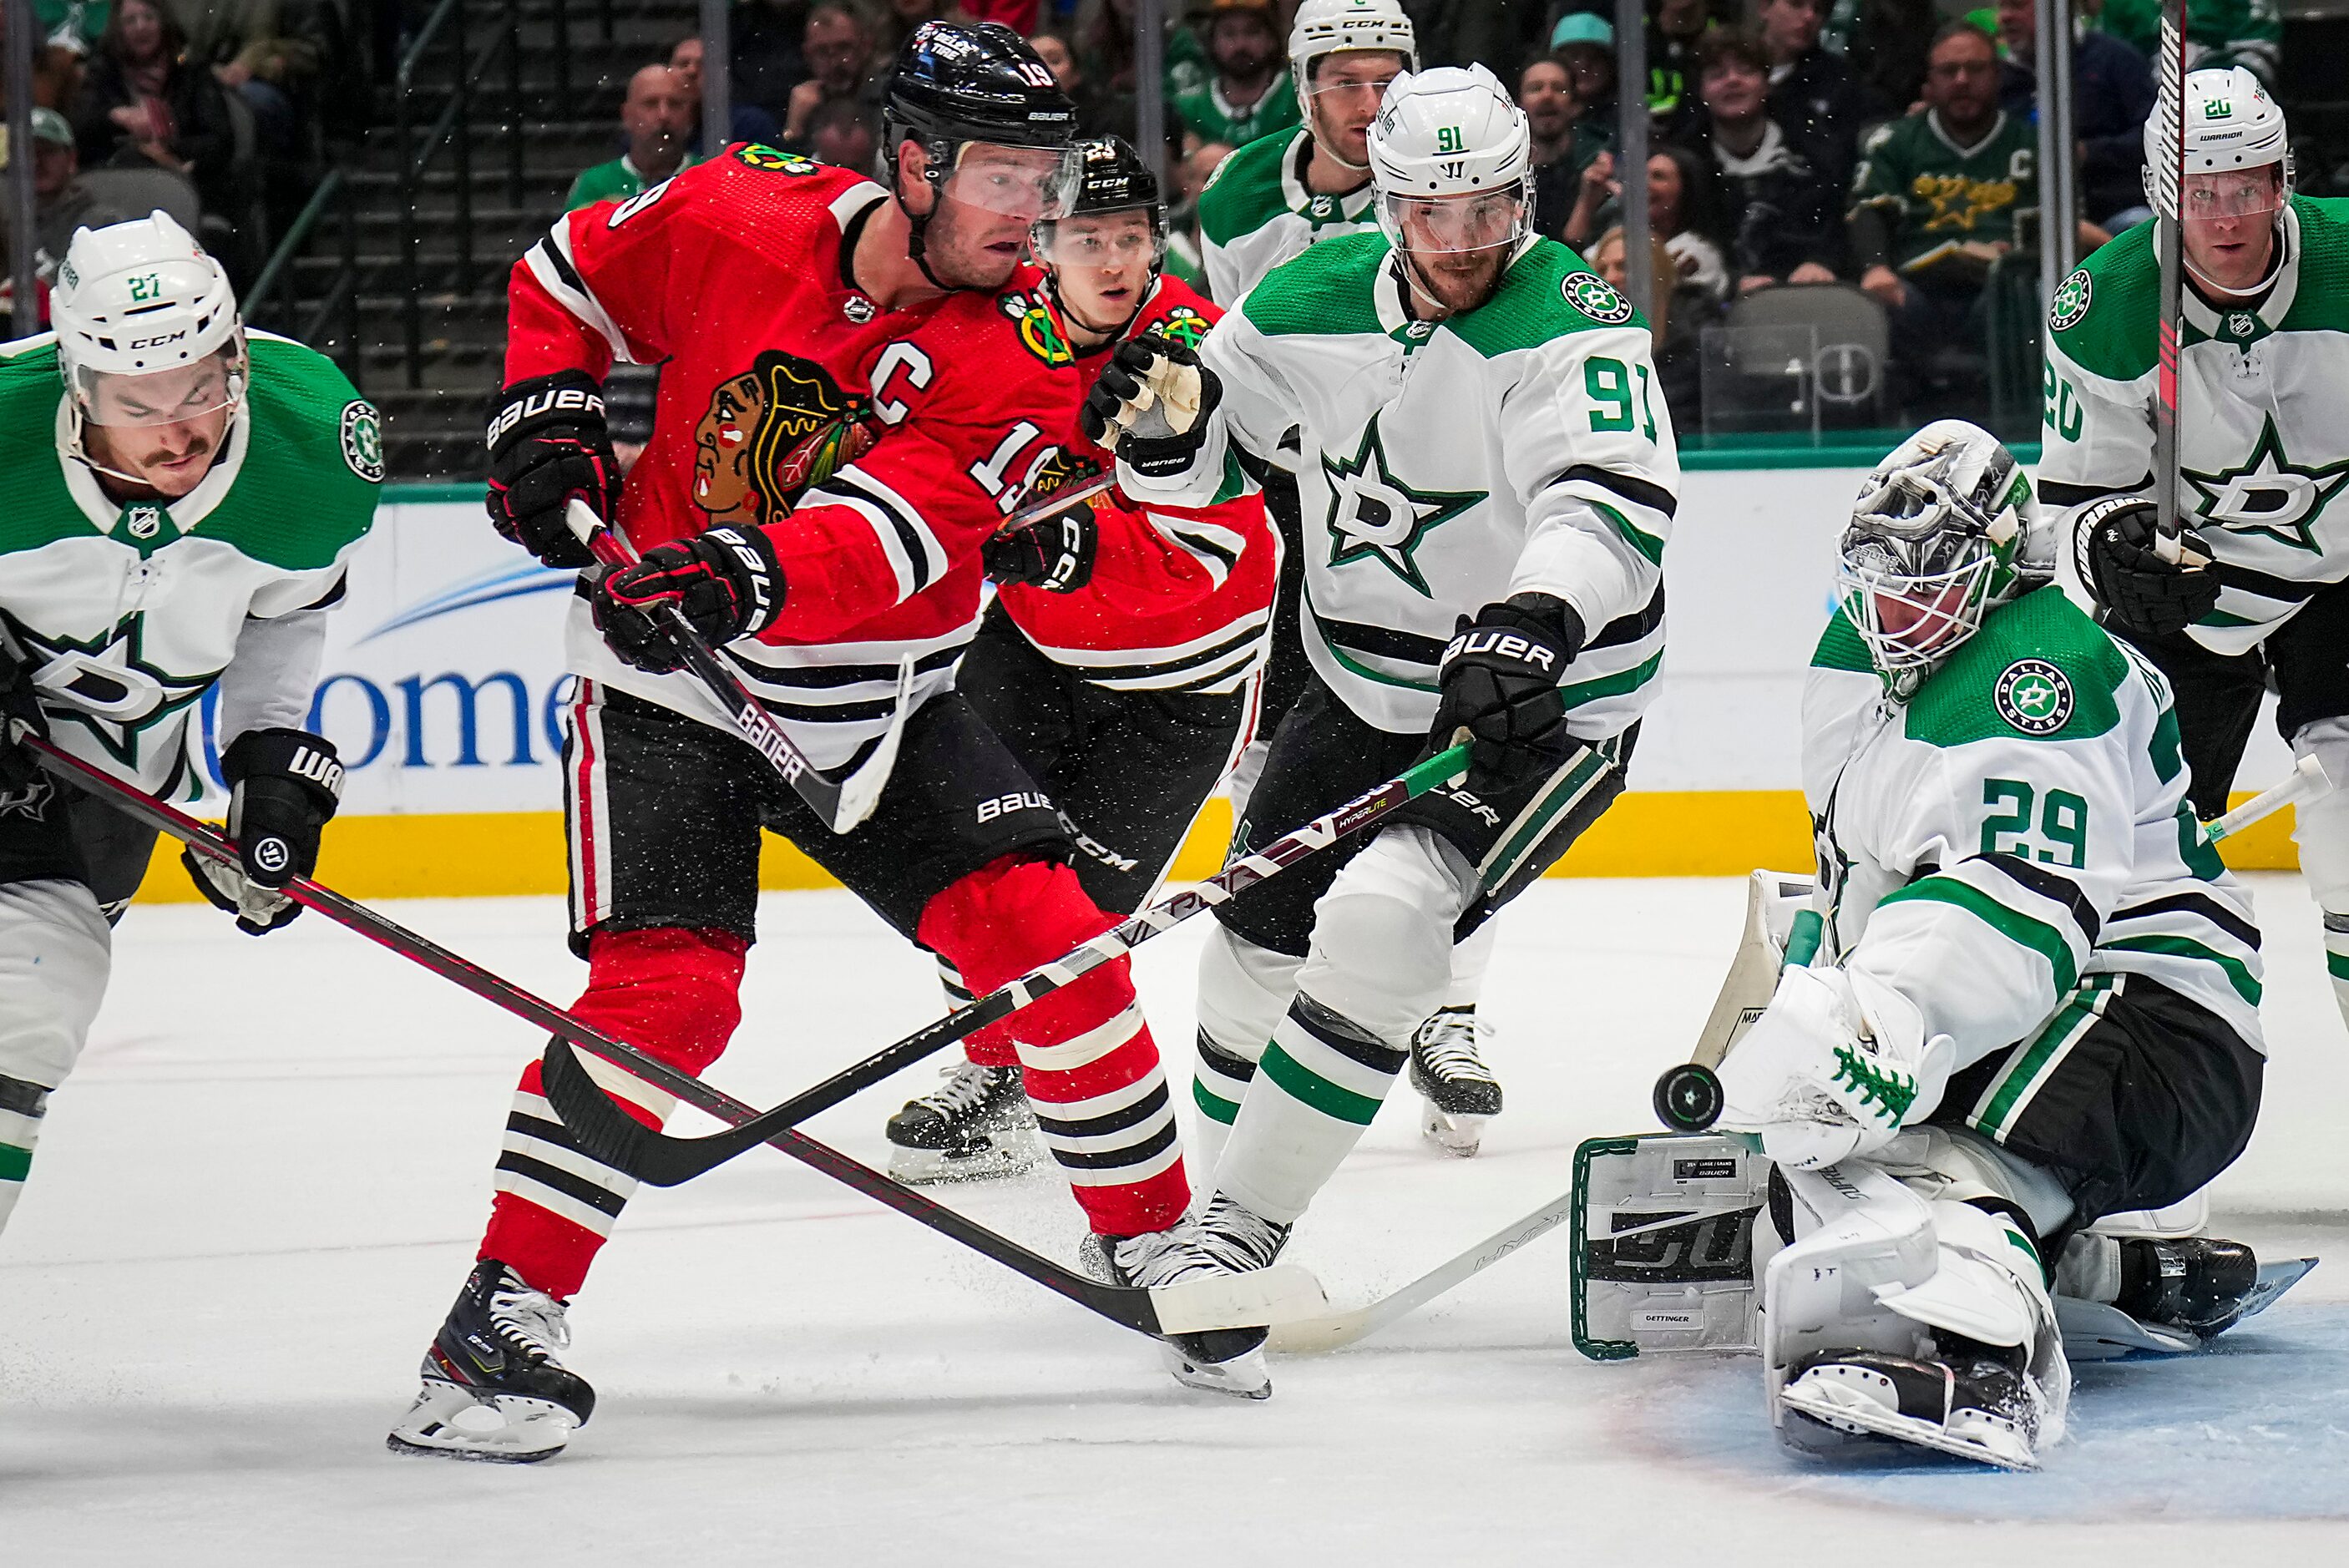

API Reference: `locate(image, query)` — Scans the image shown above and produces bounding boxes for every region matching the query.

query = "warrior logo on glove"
[692,351,880,527]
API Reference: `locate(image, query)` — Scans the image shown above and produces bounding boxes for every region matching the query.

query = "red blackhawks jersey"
[507,148,1086,769]
[988,268,1278,695]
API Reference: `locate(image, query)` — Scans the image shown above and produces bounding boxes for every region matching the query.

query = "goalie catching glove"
[181,728,344,936]
[1078,332,1221,478]
[486,370,620,569]
[2072,496,2219,639]
[1713,964,1954,1168]
[1430,595,1582,791]
[589,525,786,674]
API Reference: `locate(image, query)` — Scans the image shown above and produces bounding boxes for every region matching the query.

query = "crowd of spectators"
[3,1,355,326]
[573,0,2312,438]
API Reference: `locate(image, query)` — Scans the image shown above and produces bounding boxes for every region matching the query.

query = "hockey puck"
[1652,1063,1724,1133]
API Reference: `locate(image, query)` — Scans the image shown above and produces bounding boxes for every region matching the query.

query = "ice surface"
[3,876,2346,1564]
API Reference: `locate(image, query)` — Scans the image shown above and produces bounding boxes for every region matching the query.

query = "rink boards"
[131,465,2303,902]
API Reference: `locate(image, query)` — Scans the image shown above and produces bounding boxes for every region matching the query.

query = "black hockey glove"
[486,370,620,569]
[182,728,343,936]
[2073,495,2220,640]
[0,630,48,791]
[1430,595,1585,792]
[590,524,786,674]
[984,503,1097,592]
[1078,333,1222,480]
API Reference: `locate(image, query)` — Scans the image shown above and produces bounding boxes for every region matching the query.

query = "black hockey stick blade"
[536,741,1476,1186]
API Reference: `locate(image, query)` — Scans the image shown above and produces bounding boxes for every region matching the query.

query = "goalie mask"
[1838,422,2043,699]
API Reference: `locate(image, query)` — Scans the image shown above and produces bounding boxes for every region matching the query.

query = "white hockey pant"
[2291,716,2349,1033]
[1205,827,1475,1224]
[0,878,113,1237]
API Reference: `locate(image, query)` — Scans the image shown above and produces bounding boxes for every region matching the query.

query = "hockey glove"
[1078,333,1221,479]
[486,370,620,569]
[1713,965,1953,1169]
[1429,595,1583,792]
[0,630,47,791]
[2073,496,2220,639]
[182,728,344,936]
[590,524,786,674]
[984,503,1096,592]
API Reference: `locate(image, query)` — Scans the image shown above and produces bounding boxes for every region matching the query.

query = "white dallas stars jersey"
[0,331,380,800]
[1197,129,1380,306]
[1119,231,1676,740]
[2041,196,2349,656]
[1805,586,2263,1103]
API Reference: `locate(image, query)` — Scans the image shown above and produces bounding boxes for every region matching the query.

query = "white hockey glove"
[1714,964,1953,1169]
[1077,332,1221,479]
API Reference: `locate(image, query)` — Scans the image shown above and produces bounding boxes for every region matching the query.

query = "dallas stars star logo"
[1320,413,1484,596]
[7,613,220,771]
[2184,416,2349,555]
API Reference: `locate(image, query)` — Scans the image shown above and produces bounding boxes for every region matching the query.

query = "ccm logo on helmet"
[128,330,190,352]
[1444,630,1557,671]
[485,387,605,445]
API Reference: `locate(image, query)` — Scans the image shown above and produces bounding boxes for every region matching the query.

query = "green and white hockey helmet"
[1367,65,1531,255]
[1837,421,2039,696]
[51,210,246,427]
[2145,66,2292,219]
[1290,0,1417,94]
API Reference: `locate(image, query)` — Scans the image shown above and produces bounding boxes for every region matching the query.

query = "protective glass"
[2180,169,2284,220]
[1032,209,1167,272]
[1380,185,1528,255]
[939,140,1081,221]
[71,338,247,428]
[1303,56,1404,107]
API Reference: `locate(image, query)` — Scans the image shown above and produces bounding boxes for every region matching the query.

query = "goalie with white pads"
[1714,422,2273,1470]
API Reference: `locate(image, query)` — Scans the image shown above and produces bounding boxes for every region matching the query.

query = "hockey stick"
[1268,1187,1580,1354]
[538,739,1476,1186]
[1649,751,2328,1134]
[564,500,912,835]
[21,736,1317,1342]
[2151,0,2190,557]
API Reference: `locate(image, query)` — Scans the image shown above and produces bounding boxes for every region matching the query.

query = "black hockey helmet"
[1031,138,1169,336]
[883,21,1080,285]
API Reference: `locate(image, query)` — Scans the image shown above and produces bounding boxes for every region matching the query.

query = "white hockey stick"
[1269,1190,1579,1353]
[2205,752,2329,841]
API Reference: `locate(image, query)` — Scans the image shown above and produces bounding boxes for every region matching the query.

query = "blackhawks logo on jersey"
[2048,268,2093,331]
[691,351,878,528]
[733,144,823,175]
[1994,658,2074,736]
[999,290,1075,367]
[1563,273,1633,326]
[1154,305,1212,350]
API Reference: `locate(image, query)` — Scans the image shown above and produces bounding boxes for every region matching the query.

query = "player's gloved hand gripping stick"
[1652,753,2333,1133]
[538,738,1474,1186]
[16,734,1324,1344]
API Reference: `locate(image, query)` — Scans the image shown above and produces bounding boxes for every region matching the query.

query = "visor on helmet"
[71,336,247,429]
[1380,184,1529,255]
[2182,169,2286,220]
[1032,205,1167,271]
[937,139,1081,220]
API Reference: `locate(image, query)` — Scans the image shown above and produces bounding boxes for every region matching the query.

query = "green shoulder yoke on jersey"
[1241,230,1392,336]
[1444,240,1652,359]
[1197,131,1300,249]
[1811,604,1876,675]
[0,336,89,558]
[1902,585,2129,747]
[2276,195,2349,336]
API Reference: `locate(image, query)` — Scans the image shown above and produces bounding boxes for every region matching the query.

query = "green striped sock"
[2325,913,2349,1029]
[1191,1029,1258,1180]
[1218,994,1405,1225]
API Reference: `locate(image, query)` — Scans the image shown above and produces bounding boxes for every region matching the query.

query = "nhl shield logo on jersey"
[691,352,878,528]
[2048,268,2093,331]
[340,400,385,483]
[1994,659,2074,736]
[1563,273,1634,326]
[124,505,164,540]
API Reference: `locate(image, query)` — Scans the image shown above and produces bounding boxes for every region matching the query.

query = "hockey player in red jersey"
[388,26,1195,1464]
[883,139,1281,1184]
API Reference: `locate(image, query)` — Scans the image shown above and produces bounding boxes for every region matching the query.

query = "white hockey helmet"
[1290,0,1417,91]
[2144,66,2293,218]
[50,210,246,427]
[1368,65,1533,270]
[1837,421,2042,697]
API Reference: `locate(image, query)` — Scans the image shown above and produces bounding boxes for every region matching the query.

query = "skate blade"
[1420,1106,1488,1158]
[1160,1340,1271,1401]
[1779,1373,2037,1471]
[385,1382,577,1464]
[885,1131,1043,1186]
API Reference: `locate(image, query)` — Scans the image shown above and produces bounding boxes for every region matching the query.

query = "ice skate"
[387,1260,595,1463]
[884,1062,1042,1184]
[2114,1236,2279,1338]
[1410,1007,1501,1156]
[1090,1193,1293,1399]
[1779,1341,2049,1471]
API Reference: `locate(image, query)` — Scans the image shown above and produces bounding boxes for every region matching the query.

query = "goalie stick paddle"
[1648,750,2331,1134]
[564,500,911,835]
[538,739,1476,1186]
[20,737,1317,1343]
